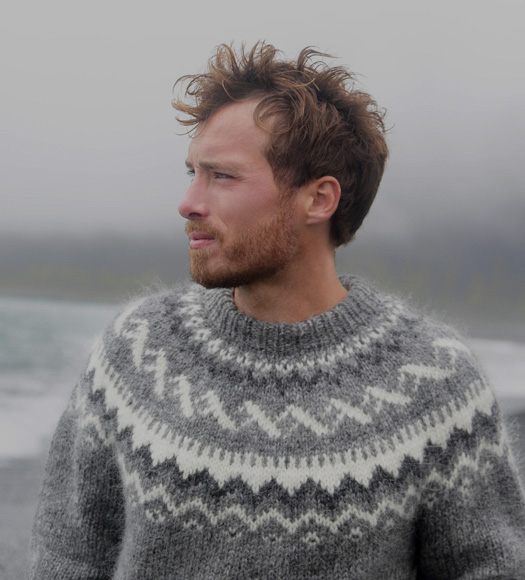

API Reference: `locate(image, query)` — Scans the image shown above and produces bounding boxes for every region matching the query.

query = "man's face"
[178,100,301,289]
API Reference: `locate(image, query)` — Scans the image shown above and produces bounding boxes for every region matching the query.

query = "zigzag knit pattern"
[30,277,525,579]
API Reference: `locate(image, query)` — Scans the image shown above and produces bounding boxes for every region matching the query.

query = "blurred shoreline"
[1,231,523,336]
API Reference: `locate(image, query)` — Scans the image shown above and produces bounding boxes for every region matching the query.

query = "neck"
[233,259,348,324]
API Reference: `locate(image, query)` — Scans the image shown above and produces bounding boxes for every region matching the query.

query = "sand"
[2,414,524,580]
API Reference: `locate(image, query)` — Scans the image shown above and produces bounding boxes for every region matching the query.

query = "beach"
[2,413,524,579]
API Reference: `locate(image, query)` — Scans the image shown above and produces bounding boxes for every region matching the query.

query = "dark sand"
[2,414,524,580]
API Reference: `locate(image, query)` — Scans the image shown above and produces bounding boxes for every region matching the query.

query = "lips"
[188,231,216,250]
[186,220,222,250]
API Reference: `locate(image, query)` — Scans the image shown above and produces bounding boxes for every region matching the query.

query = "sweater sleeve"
[29,343,124,580]
[415,398,525,579]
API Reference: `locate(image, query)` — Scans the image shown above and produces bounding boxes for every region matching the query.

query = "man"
[30,43,525,579]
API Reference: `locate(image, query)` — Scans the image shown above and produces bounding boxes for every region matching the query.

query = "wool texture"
[29,276,525,579]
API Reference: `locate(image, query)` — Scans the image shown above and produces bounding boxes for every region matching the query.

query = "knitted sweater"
[29,276,525,579]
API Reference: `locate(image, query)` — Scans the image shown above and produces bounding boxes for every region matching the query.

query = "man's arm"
[29,351,124,579]
[415,401,525,579]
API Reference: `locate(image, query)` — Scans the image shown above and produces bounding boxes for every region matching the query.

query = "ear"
[304,176,341,225]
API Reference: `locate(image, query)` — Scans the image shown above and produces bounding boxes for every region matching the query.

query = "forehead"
[187,100,269,166]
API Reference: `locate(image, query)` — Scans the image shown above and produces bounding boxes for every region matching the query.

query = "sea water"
[1,295,524,460]
[0,295,115,460]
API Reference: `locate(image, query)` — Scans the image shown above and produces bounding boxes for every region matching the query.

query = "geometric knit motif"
[30,276,525,579]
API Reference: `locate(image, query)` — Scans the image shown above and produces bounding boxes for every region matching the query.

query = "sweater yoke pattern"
[30,277,525,579]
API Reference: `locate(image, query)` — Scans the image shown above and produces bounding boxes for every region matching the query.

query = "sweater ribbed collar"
[199,276,386,357]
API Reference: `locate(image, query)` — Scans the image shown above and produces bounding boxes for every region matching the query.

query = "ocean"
[1,294,524,461]
[0,296,115,460]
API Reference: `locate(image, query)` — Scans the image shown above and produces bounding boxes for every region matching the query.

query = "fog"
[2,0,524,334]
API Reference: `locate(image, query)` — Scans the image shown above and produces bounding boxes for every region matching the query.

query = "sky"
[1,0,524,244]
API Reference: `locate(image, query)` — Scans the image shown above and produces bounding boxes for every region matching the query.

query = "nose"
[178,179,209,220]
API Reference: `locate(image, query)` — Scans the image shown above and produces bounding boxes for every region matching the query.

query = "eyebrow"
[185,159,241,173]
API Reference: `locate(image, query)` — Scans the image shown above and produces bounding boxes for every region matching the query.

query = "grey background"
[1,0,524,330]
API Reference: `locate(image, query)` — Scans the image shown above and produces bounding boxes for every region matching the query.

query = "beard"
[186,198,299,289]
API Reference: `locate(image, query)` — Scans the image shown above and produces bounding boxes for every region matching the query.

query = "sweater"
[29,276,525,579]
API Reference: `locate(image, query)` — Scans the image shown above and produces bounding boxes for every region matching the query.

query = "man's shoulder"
[357,277,486,384]
[355,281,496,441]
[100,281,205,344]
[77,282,207,393]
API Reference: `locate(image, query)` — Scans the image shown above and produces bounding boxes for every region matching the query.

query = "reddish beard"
[185,199,299,289]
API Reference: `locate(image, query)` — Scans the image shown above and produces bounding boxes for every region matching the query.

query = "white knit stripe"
[241,399,372,439]
[424,435,510,496]
[199,390,238,431]
[177,290,405,377]
[242,401,283,438]
[396,336,483,392]
[433,338,471,354]
[80,411,112,447]
[89,345,497,493]
[113,296,150,335]
[119,456,420,533]
[72,371,112,447]
[144,349,169,398]
[171,375,195,418]
[398,364,453,389]
[363,387,411,407]
[327,398,374,423]
[122,318,150,369]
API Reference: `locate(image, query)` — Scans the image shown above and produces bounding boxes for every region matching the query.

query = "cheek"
[216,181,283,227]
[221,202,269,227]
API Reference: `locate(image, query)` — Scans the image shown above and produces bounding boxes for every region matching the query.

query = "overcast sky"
[1,0,524,243]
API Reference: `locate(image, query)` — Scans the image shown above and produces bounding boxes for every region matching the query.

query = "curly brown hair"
[173,42,388,246]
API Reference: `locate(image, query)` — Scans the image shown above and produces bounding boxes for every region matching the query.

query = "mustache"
[185,221,223,241]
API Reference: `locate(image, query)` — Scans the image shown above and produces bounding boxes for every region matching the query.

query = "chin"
[190,262,285,290]
[191,269,253,289]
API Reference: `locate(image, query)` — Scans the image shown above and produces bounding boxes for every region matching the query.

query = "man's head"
[173,41,389,248]
[179,99,301,289]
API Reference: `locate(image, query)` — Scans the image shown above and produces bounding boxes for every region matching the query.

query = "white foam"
[0,393,67,460]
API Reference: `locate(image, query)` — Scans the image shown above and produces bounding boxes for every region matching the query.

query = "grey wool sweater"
[29,276,525,579]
